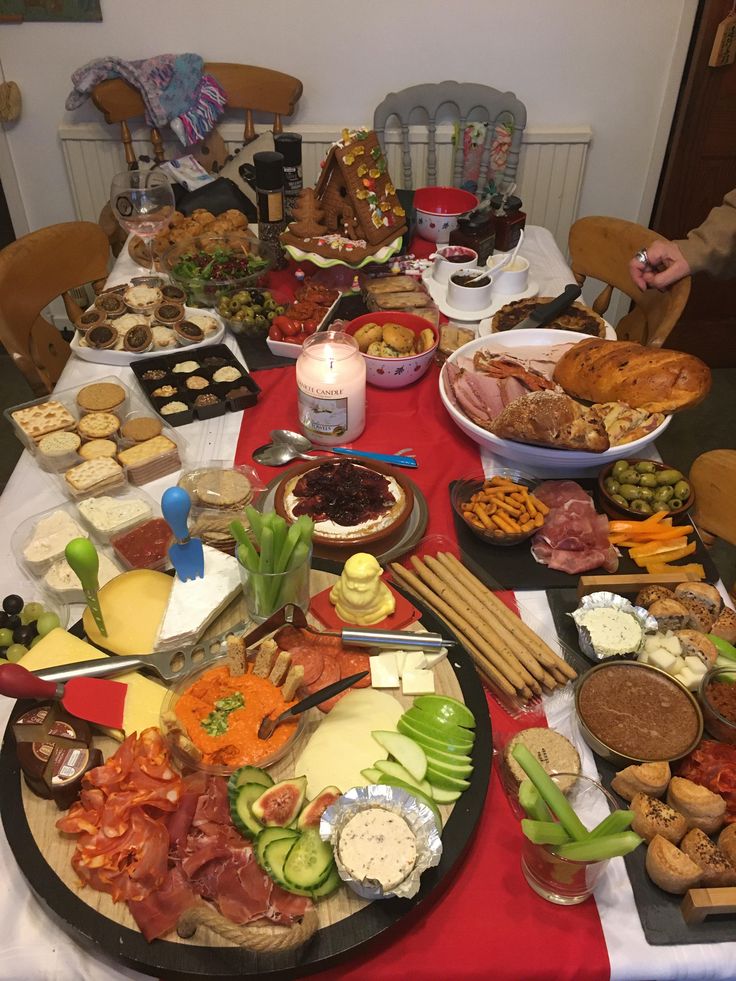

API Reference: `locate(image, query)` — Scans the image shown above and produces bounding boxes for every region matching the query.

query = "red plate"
[309,578,421,631]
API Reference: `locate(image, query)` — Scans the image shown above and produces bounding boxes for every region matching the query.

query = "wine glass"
[109,169,175,270]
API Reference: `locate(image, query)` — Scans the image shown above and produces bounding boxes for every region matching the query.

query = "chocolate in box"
[130,344,260,426]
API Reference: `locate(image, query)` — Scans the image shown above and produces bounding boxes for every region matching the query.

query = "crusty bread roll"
[552,338,711,413]
[490,390,609,452]
[648,598,690,632]
[666,776,726,834]
[646,834,702,894]
[611,761,671,802]
[673,630,718,669]
[631,792,688,844]
[680,828,736,887]
[675,596,717,633]
[635,585,674,610]
[674,582,722,619]
[711,607,736,646]
[717,823,736,868]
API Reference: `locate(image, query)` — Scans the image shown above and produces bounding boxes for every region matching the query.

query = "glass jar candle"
[296,331,366,446]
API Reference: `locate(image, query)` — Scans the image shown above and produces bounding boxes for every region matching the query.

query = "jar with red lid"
[491,194,527,252]
[449,207,495,265]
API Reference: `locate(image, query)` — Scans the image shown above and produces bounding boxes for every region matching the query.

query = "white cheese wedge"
[155,544,240,650]
[423,647,448,670]
[397,650,426,676]
[648,648,678,673]
[370,651,400,689]
[402,668,436,695]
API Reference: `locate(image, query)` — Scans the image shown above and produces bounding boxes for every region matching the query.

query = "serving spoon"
[253,430,417,468]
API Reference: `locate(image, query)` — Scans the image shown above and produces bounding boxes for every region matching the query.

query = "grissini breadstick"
[389,563,522,697]
[408,555,532,694]
[424,554,547,688]
[440,552,577,680]
[390,561,526,695]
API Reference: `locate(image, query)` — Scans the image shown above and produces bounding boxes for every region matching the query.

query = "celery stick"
[237,539,260,572]
[521,820,572,846]
[259,523,275,575]
[230,519,250,548]
[277,522,302,572]
[286,539,309,572]
[555,831,643,863]
[518,779,553,822]
[588,809,634,840]
[245,505,264,546]
[511,744,589,842]
[271,516,288,574]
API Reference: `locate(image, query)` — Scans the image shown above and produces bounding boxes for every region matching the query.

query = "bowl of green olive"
[597,458,694,519]
[216,287,288,338]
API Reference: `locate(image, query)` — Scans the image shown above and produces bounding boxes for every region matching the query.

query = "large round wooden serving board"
[0,566,491,980]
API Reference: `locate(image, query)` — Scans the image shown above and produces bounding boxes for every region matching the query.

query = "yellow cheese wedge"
[19,628,167,740]
[82,568,173,655]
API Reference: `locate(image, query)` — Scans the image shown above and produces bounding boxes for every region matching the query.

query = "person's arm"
[675,187,736,279]
[629,240,690,290]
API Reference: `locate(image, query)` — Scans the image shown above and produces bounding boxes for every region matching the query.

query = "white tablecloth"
[1,228,734,981]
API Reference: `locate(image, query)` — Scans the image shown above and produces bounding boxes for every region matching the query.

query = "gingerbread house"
[281,128,407,263]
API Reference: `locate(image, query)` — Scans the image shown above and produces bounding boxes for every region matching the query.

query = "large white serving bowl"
[439,329,671,470]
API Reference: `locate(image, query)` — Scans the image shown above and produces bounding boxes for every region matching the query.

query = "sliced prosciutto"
[531,480,618,574]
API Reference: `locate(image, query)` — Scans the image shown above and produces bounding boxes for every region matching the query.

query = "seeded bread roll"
[611,761,671,802]
[648,598,690,632]
[718,823,736,868]
[680,828,736,887]
[676,596,717,633]
[645,834,702,894]
[674,582,722,619]
[666,776,726,834]
[711,607,736,646]
[631,793,688,844]
[635,586,674,610]
[673,630,718,668]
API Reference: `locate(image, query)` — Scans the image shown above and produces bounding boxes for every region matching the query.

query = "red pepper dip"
[706,679,736,725]
[112,517,172,570]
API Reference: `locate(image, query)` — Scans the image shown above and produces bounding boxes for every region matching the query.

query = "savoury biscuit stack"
[117,435,181,486]
[178,466,256,553]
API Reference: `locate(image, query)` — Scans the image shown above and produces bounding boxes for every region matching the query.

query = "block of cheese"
[370,651,400,689]
[402,668,436,696]
[396,650,427,676]
[19,628,166,739]
[83,568,173,655]
[423,647,449,670]
[155,544,241,650]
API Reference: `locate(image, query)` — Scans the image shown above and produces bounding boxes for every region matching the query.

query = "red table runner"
[233,268,610,979]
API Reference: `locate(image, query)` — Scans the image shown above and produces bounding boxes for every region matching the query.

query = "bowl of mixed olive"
[216,287,288,338]
[597,458,694,519]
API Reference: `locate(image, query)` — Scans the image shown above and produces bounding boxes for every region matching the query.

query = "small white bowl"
[446,268,493,312]
[432,246,478,285]
[489,256,530,295]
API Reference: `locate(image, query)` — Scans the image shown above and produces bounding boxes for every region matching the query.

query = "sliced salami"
[339,650,371,687]
[286,647,324,687]
[317,688,350,714]
[308,654,340,695]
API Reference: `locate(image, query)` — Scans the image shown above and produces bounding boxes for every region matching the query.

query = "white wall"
[0,0,697,235]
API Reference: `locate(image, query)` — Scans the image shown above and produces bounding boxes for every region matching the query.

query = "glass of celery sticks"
[513,744,642,905]
[232,508,314,624]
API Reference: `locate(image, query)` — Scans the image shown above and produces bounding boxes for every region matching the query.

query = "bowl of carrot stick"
[451,469,549,546]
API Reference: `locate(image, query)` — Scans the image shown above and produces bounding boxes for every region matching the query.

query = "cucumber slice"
[283,828,335,891]
[228,766,274,796]
[263,836,312,897]
[373,759,432,796]
[232,783,268,839]
[257,826,300,870]
[310,863,341,899]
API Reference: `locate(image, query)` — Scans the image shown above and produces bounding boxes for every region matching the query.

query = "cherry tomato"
[301,318,318,336]
[268,324,284,341]
[294,331,308,344]
[282,318,302,337]
[281,334,300,344]
[271,315,294,333]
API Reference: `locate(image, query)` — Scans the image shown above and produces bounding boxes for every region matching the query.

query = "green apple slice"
[398,716,473,757]
[373,774,443,831]
[413,694,476,730]
[373,759,432,796]
[372,730,427,782]
[360,767,383,783]
[424,751,473,779]
[429,784,462,804]
[402,709,474,749]
[425,764,471,792]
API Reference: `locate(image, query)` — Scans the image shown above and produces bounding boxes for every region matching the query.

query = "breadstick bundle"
[389,551,576,711]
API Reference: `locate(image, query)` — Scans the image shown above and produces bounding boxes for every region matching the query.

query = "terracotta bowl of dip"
[575,661,703,768]
[274,458,415,552]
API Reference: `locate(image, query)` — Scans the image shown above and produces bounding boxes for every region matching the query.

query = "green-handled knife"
[65,537,107,637]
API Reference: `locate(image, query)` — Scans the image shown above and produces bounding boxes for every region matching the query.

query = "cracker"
[121,417,163,442]
[37,430,81,457]
[76,382,126,413]
[253,638,278,678]
[78,411,120,440]
[12,400,76,442]
[117,435,177,467]
[282,664,305,701]
[64,457,125,493]
[268,651,292,687]
[194,469,252,509]
[78,439,117,460]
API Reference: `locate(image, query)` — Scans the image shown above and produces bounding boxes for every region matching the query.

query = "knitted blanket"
[66,53,226,145]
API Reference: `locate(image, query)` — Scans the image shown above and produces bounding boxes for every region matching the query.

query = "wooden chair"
[373,80,526,190]
[690,450,736,548]
[0,222,110,395]
[91,63,303,169]
[568,216,691,347]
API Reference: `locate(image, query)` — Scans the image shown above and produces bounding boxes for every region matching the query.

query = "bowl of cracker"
[343,312,438,389]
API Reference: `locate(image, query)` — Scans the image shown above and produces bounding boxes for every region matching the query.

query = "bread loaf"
[490,390,609,452]
[552,338,711,412]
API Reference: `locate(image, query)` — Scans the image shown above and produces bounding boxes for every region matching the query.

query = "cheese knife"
[507,283,582,330]
[65,537,107,637]
[162,486,205,582]
[258,670,368,739]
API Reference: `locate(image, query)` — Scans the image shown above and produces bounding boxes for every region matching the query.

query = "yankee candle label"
[298,391,349,436]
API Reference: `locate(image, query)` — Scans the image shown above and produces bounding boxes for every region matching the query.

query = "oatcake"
[76,382,126,413]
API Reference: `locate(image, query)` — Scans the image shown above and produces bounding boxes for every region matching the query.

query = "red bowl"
[414,186,479,216]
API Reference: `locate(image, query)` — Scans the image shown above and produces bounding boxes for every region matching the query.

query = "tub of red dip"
[112,517,172,570]
[700,666,736,745]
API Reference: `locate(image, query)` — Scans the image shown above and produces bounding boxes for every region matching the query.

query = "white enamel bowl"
[439,329,671,470]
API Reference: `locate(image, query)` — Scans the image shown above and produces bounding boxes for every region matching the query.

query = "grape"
[6,643,27,662]
[13,624,36,647]
[6,614,20,631]
[2,594,23,615]
[0,611,8,628]
[0,628,12,648]
[21,602,44,625]
[36,612,60,637]
[0,657,7,665]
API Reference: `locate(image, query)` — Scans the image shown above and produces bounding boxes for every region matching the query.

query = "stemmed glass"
[109,169,175,270]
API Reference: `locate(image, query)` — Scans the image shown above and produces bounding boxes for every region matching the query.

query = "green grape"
[21,602,45,625]
[36,612,61,637]
[0,628,12,648]
[30,636,43,648]
[6,643,28,662]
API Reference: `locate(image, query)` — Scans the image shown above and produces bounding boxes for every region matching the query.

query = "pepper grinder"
[253,150,288,269]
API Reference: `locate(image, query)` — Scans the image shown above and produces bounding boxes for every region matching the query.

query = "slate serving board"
[450,478,719,591]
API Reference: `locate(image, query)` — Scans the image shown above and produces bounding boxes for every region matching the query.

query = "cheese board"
[0,564,492,979]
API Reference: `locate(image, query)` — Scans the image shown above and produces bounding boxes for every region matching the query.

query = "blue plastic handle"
[330,447,418,468]
[162,486,192,542]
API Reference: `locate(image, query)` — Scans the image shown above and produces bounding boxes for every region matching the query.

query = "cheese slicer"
[65,537,107,637]
[162,486,204,582]
[0,661,126,729]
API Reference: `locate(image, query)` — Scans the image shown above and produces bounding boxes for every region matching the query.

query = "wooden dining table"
[1,226,735,981]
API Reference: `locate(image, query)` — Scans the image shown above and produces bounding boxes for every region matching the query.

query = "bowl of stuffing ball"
[343,312,438,389]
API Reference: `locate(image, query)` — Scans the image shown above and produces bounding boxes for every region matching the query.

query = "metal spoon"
[254,430,418,468]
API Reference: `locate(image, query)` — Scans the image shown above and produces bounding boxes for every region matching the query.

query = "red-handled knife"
[0,662,126,729]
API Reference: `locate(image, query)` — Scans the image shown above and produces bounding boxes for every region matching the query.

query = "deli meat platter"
[0,566,492,980]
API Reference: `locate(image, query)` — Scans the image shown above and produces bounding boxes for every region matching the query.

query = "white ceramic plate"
[439,329,671,470]
[70,307,225,366]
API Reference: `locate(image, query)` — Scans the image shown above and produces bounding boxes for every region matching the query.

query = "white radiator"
[58,121,591,252]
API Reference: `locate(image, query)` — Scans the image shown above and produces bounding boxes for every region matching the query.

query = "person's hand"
[629,240,691,290]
